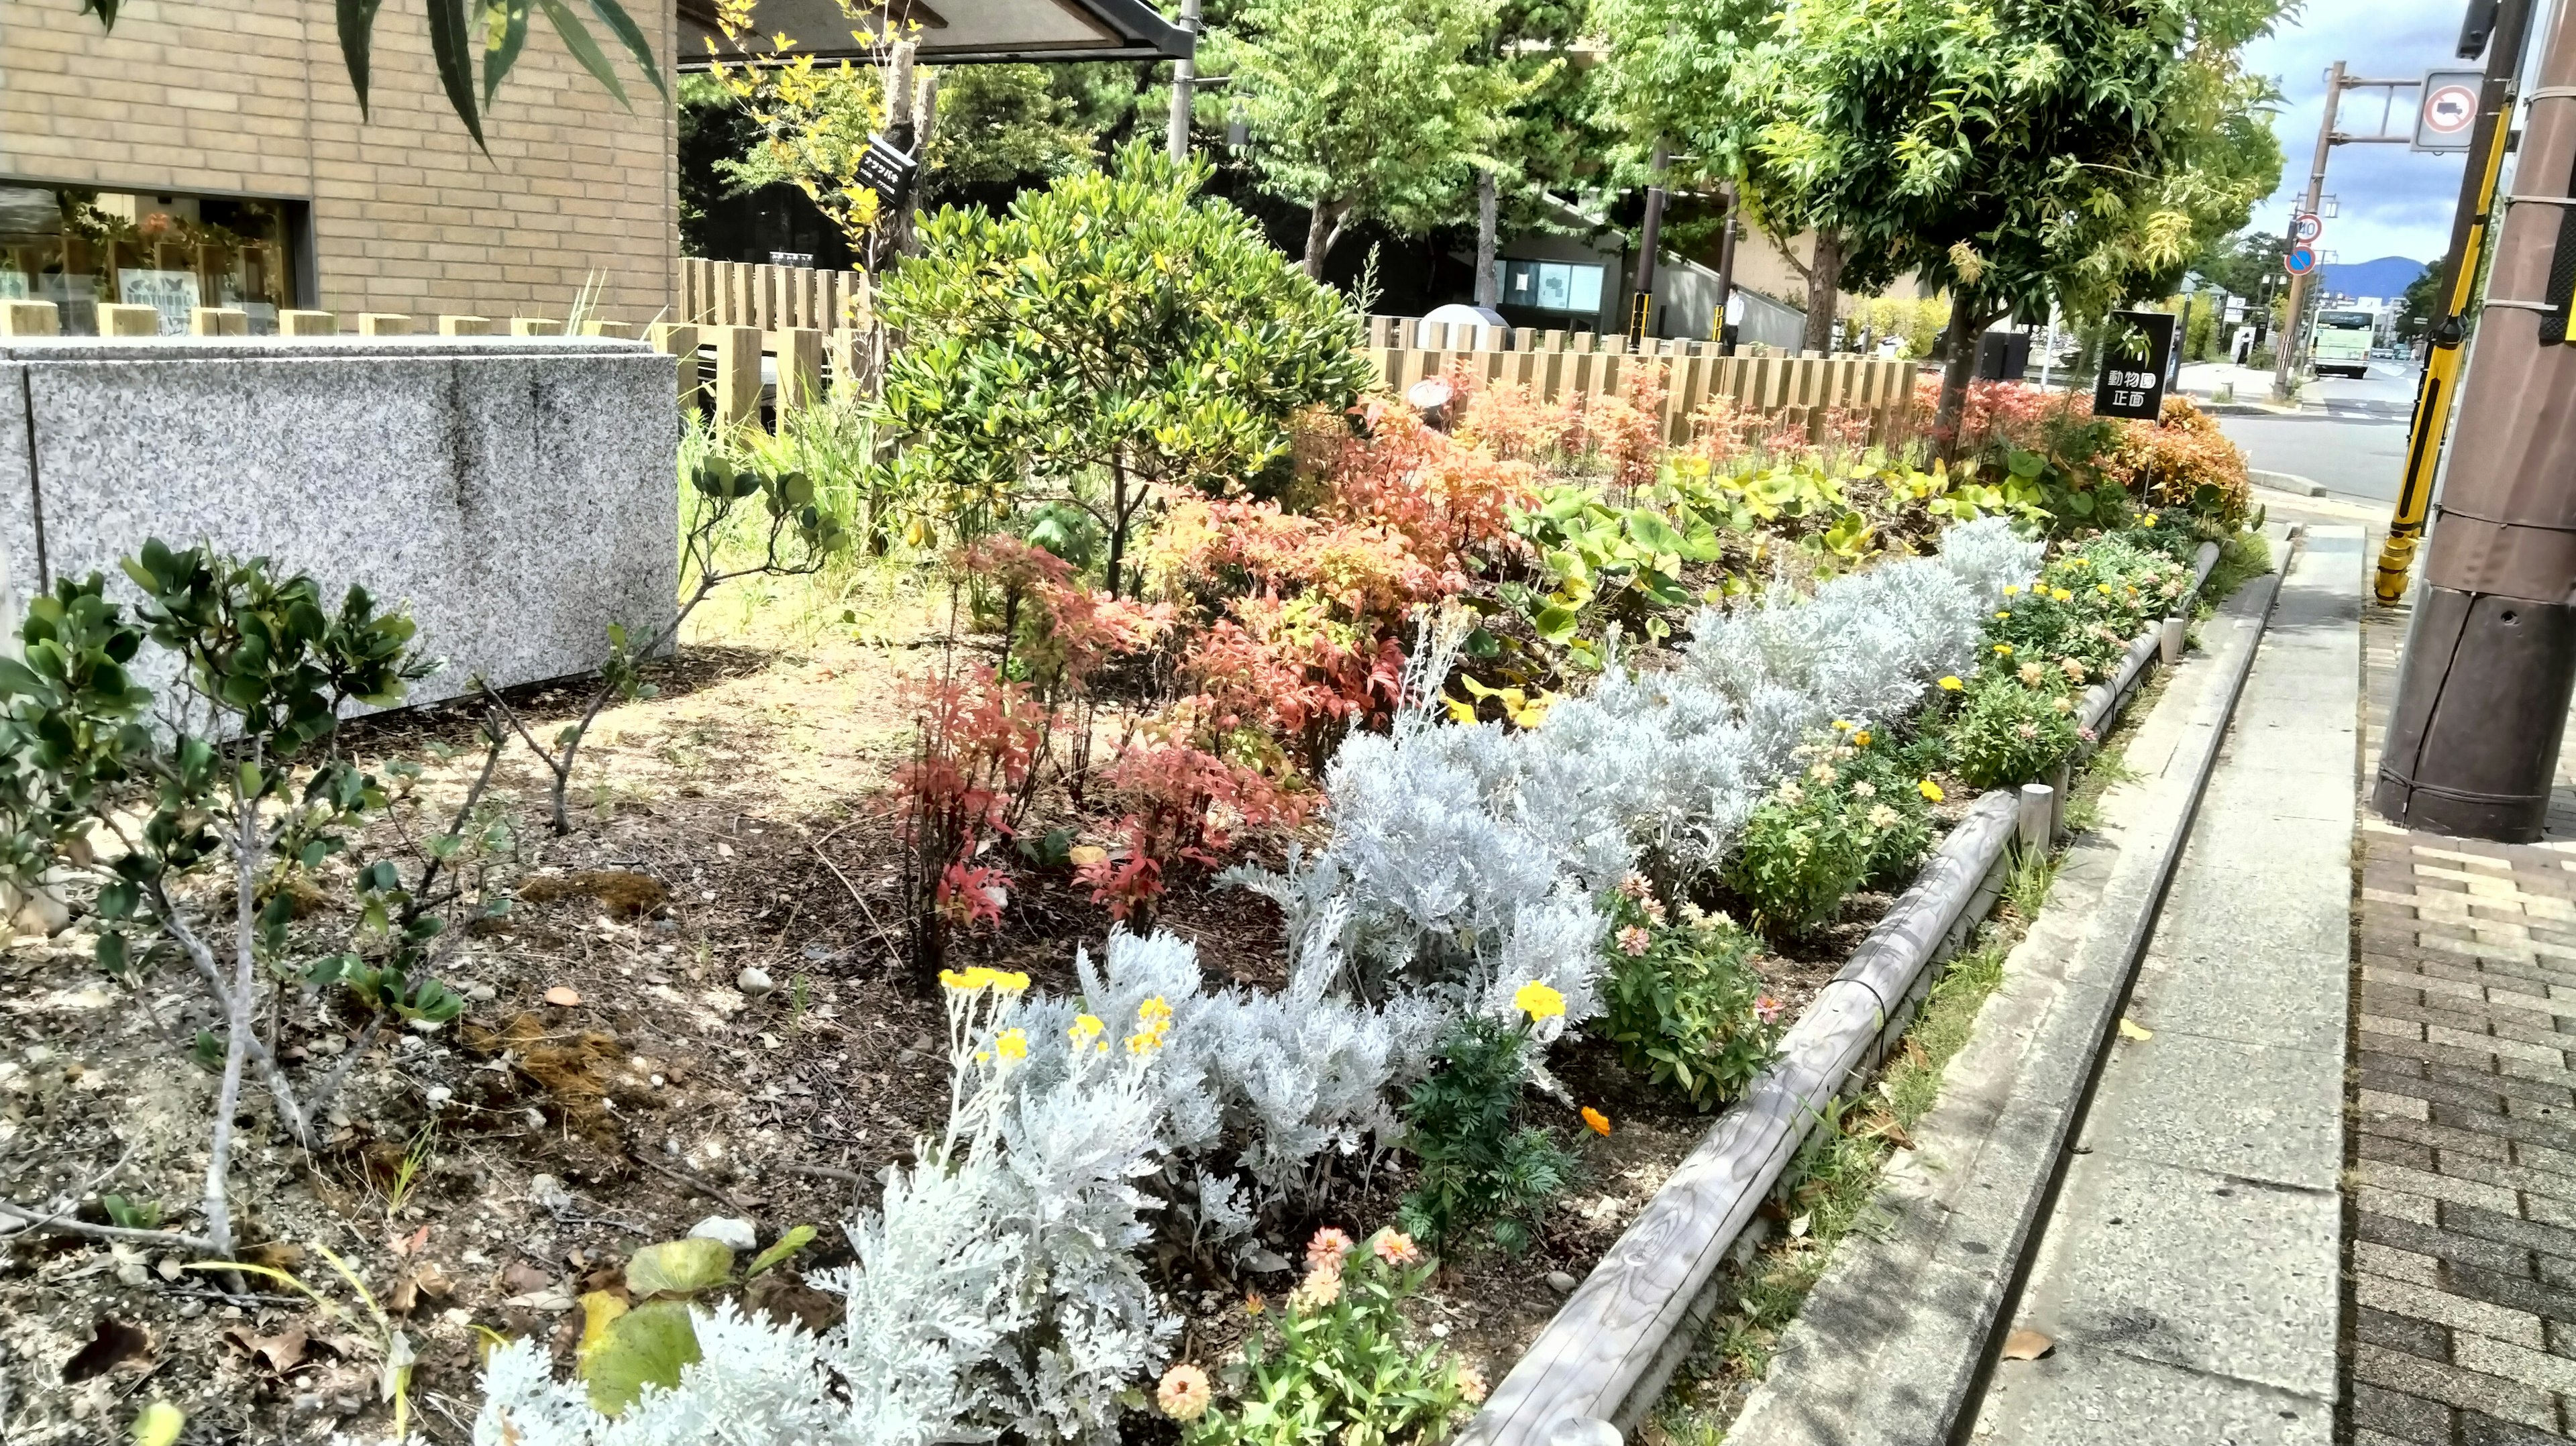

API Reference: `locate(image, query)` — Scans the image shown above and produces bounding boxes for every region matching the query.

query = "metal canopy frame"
[676,0,1192,67]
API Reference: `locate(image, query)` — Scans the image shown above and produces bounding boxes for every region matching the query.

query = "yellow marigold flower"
[2002,583,2021,596]
[1994,643,2015,657]
[2053,588,2074,602]
[1831,719,1852,731]
[1919,779,1945,802]
[1853,730,1872,747]
[2143,512,2160,526]
[1995,610,2012,620]
[1582,1106,1612,1136]
[1939,675,1964,691]
[996,1027,1028,1062]
[2068,557,2090,567]
[1514,980,1567,1021]
[2096,583,2112,596]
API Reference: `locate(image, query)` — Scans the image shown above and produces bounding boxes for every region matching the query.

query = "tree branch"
[0,1199,213,1253]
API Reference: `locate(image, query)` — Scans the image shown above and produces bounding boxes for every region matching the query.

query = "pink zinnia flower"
[1756,994,1783,1024]
[1305,1227,1353,1273]
[1618,925,1652,956]
[1373,1230,1423,1268]
[1157,1364,1212,1421]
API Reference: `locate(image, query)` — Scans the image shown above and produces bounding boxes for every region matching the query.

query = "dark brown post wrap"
[2377,0,2576,840]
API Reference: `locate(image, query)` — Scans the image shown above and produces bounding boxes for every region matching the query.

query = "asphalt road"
[2178,361,2420,506]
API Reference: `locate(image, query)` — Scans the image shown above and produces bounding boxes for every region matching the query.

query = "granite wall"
[0,335,679,710]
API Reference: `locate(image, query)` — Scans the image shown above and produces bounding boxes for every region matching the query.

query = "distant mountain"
[2321,255,2428,302]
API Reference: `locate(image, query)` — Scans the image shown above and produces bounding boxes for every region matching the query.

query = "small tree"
[1210,0,1525,280]
[0,546,494,1258]
[868,142,1376,596]
[480,448,850,834]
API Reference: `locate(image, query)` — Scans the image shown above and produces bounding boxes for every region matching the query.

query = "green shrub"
[1725,772,1872,935]
[1601,890,1782,1110]
[1169,1227,1479,1443]
[1946,674,2084,789]
[1397,1015,1574,1254]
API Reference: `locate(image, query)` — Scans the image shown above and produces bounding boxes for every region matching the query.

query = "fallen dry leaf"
[224,1325,309,1376]
[544,986,582,1007]
[2117,1017,2153,1042]
[502,1259,557,1298]
[390,1223,432,1258]
[2001,1328,2055,1361]
[1067,844,1109,868]
[390,1262,453,1315]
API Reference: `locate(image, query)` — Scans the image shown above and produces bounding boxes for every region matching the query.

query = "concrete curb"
[2251,468,2328,497]
[1461,545,2226,1446]
[1723,524,2298,1446]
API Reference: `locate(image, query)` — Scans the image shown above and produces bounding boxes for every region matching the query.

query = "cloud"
[2242,0,2469,266]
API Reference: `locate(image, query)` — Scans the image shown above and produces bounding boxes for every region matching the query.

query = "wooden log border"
[1462,540,2225,1446]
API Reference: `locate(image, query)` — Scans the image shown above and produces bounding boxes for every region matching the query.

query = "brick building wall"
[1,0,678,325]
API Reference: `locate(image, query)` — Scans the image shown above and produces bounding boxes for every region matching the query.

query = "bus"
[2310,309,2375,378]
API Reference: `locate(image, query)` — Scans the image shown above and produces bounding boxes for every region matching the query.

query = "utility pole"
[2273,62,2347,403]
[2376,0,2576,841]
[2374,0,2540,601]
[1629,140,1670,343]
[1167,0,1203,163]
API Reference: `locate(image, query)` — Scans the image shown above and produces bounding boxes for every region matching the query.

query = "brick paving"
[2350,576,2576,1445]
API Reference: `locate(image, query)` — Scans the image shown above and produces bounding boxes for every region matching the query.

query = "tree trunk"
[1800,232,1846,354]
[1105,457,1132,599]
[1474,170,1499,309]
[1933,299,1984,459]
[1303,199,1336,282]
[898,68,941,258]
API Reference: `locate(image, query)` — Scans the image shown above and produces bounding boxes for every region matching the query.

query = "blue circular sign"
[2284,245,2320,276]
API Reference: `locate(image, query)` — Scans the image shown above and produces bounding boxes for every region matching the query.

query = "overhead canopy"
[676,0,1193,66]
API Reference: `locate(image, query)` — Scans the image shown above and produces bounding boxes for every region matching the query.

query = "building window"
[0,184,306,335]
[1501,260,1605,316]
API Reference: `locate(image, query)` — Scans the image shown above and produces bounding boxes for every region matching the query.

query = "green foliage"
[1397,1016,1572,1254]
[101,1194,163,1231]
[1181,1232,1475,1446]
[1723,729,1932,937]
[1210,0,1530,273]
[1599,894,1780,1110]
[582,1300,703,1416]
[625,1237,737,1298]
[1944,673,2082,790]
[869,142,1373,590]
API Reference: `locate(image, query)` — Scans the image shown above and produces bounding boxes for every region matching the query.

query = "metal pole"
[1630,140,1669,343]
[2375,0,2540,601]
[2375,0,2576,841]
[1711,182,1739,348]
[1167,0,1203,164]
[2272,61,2347,404]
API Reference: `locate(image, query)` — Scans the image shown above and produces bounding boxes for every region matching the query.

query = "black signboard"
[2092,311,2176,420]
[855,134,919,203]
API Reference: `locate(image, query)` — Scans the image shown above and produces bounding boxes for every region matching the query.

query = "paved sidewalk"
[2347,568,2576,1443]
[1972,526,2362,1443]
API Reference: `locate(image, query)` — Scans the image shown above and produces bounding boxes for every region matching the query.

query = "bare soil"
[0,585,1981,1444]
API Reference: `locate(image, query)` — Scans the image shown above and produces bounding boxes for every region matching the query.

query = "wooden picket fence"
[680,257,871,333]
[1373,340,1919,450]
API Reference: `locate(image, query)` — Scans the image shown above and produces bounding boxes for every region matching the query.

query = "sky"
[2241,0,2481,267]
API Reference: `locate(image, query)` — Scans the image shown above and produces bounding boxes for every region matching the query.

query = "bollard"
[2017,783,2055,856]
[0,300,59,336]
[438,315,492,337]
[278,310,337,336]
[580,320,637,339]
[2159,615,2186,666]
[98,304,161,336]
[511,317,564,336]
[189,308,248,337]
[356,313,413,336]
[2046,759,2071,841]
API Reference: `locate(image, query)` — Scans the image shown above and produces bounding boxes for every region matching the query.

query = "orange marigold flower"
[1582,1106,1612,1136]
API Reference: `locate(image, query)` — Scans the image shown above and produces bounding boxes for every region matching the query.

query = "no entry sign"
[2416,69,2481,151]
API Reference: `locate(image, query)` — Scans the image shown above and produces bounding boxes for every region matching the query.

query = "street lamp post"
[2272,62,2346,403]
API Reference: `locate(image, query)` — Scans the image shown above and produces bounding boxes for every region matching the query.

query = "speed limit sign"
[2292,213,2323,243]
[2417,70,2481,151]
